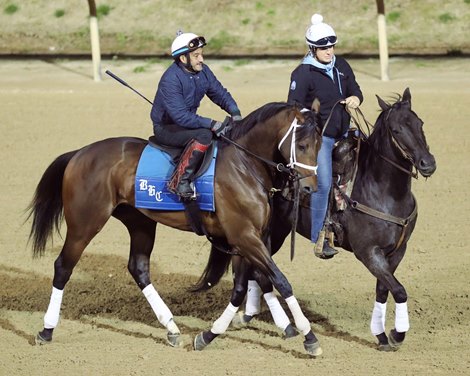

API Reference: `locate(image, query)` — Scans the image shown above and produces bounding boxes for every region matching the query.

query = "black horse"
[194,88,437,351]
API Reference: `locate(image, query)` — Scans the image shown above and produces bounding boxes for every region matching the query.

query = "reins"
[220,134,294,176]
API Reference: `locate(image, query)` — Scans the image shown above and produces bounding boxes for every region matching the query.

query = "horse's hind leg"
[36,216,110,344]
[194,255,249,350]
[113,205,182,347]
[233,274,298,339]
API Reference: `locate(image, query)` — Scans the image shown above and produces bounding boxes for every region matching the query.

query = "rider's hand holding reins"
[211,116,232,137]
[342,95,361,109]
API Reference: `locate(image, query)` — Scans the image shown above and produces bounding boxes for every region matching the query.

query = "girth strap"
[336,183,418,252]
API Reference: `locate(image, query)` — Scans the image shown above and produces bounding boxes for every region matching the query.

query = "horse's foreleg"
[361,245,409,351]
[254,259,321,356]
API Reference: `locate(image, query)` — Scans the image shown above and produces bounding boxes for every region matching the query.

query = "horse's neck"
[222,122,280,185]
[355,139,413,202]
[238,121,279,161]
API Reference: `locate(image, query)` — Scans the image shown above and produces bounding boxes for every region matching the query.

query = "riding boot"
[168,140,210,200]
[314,229,339,259]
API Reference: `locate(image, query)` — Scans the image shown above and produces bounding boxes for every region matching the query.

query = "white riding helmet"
[171,31,206,58]
[305,14,337,48]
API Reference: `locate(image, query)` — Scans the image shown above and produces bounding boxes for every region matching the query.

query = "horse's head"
[277,105,323,194]
[333,136,357,184]
[376,88,436,178]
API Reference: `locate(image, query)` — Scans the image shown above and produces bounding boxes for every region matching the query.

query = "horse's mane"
[226,102,295,142]
[368,93,405,151]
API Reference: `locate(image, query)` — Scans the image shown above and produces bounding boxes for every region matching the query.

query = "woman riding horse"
[195,88,437,352]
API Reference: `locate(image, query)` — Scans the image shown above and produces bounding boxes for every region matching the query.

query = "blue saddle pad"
[135,144,217,211]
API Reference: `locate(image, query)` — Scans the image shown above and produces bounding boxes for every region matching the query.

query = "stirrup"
[313,230,326,258]
[314,230,338,259]
[175,181,196,200]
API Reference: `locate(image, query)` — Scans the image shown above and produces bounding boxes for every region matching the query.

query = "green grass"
[208,31,238,53]
[97,4,112,19]
[4,3,19,14]
[1,0,469,56]
[54,9,65,18]
[438,13,456,23]
[234,59,251,66]
[387,11,401,22]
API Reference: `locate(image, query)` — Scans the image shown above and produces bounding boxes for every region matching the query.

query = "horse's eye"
[298,143,306,152]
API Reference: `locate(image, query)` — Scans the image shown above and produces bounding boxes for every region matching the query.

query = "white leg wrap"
[370,301,387,335]
[285,296,311,335]
[395,302,410,333]
[245,280,262,316]
[211,303,238,335]
[166,318,180,335]
[264,292,290,330]
[142,284,173,328]
[44,286,64,329]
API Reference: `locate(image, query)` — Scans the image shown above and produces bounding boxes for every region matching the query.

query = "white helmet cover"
[305,14,337,47]
[171,32,206,57]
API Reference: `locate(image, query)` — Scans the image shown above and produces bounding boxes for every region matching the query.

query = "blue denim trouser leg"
[310,136,336,243]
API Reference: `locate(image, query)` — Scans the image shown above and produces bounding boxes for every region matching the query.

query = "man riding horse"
[150,31,242,199]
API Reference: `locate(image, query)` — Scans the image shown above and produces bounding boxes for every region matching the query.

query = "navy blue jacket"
[151,62,239,129]
[288,56,363,138]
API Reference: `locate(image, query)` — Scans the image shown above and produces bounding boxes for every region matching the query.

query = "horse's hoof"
[377,343,397,352]
[389,329,404,350]
[282,323,299,339]
[166,332,182,347]
[35,328,53,345]
[304,339,323,356]
[193,332,208,351]
[231,311,253,327]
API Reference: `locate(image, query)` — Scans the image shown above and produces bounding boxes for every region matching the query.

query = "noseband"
[278,110,319,177]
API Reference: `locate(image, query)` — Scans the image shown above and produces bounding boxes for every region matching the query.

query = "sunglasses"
[188,36,206,49]
[311,35,337,47]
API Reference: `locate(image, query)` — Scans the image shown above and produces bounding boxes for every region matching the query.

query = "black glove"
[211,116,232,137]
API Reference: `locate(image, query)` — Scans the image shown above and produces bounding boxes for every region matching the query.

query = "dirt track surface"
[1,58,469,375]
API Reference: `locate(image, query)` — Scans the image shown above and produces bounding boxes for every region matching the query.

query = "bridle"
[220,111,319,182]
[349,106,418,179]
[277,111,318,176]
[381,108,419,179]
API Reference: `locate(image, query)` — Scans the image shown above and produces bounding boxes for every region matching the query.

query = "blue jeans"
[310,135,336,243]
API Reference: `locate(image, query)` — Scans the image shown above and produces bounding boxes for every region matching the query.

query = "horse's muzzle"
[418,154,437,177]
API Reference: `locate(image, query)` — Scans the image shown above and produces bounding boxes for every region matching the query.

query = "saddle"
[148,136,216,179]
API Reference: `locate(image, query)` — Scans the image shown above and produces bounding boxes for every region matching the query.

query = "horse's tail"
[190,244,232,292]
[26,150,79,257]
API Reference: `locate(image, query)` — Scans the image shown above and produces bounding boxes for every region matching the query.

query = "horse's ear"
[376,95,389,111]
[402,87,411,103]
[311,98,321,113]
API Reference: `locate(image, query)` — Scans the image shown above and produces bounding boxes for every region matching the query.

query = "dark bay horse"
[27,102,325,355]
[196,88,437,351]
